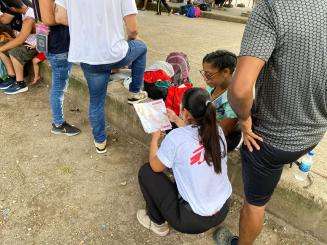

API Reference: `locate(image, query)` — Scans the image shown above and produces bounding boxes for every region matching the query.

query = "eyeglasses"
[199,70,219,80]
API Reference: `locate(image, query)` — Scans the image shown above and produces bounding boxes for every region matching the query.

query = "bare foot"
[30,76,41,85]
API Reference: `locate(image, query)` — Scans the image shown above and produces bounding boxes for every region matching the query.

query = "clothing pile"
[144,52,193,116]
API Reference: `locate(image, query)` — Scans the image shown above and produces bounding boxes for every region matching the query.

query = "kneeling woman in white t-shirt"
[137,87,232,236]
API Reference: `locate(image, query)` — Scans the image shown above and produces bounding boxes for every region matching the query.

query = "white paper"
[134,99,172,134]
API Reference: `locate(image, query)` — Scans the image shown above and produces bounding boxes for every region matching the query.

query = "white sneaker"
[136,209,169,237]
[128,91,148,104]
[94,139,107,154]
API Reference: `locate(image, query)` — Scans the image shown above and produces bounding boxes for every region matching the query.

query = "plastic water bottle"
[294,151,315,181]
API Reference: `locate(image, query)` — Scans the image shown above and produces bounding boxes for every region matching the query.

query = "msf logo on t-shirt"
[190,145,205,165]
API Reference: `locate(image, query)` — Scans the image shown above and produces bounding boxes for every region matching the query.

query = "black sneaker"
[51,121,81,136]
[213,226,236,245]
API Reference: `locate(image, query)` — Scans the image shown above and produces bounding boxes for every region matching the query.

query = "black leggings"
[138,163,230,234]
[157,0,171,14]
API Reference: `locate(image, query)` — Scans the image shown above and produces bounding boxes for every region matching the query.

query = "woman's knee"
[138,163,153,181]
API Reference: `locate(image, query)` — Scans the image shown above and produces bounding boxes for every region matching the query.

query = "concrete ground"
[0,11,326,245]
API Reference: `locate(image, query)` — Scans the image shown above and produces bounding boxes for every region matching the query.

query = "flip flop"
[213,226,236,245]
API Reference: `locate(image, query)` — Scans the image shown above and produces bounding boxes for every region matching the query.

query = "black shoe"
[51,121,81,136]
[213,226,236,245]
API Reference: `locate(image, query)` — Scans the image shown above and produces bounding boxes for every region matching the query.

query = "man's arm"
[39,0,56,25]
[228,56,265,151]
[124,14,138,40]
[0,19,34,52]
[0,13,14,25]
[228,56,265,120]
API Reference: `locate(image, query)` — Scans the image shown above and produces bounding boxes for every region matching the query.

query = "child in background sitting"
[30,52,46,85]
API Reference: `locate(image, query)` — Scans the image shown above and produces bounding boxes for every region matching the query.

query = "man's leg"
[10,55,24,82]
[142,0,149,10]
[161,0,172,13]
[81,63,110,144]
[237,142,313,245]
[111,40,147,103]
[3,54,28,94]
[238,202,265,245]
[4,46,38,94]
[0,52,15,76]
[127,40,147,93]
[157,0,161,14]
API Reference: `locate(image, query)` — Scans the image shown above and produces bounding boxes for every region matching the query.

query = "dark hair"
[1,0,25,8]
[182,88,226,174]
[0,24,14,37]
[203,50,237,74]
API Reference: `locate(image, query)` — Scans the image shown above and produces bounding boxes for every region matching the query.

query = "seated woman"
[201,50,241,151]
[137,88,232,236]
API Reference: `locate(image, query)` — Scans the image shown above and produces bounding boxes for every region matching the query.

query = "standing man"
[54,0,148,154]
[39,0,80,136]
[216,0,327,244]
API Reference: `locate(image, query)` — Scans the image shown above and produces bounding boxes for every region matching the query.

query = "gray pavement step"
[144,2,248,24]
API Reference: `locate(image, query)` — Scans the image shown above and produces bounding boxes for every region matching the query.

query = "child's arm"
[219,118,238,136]
[149,132,166,173]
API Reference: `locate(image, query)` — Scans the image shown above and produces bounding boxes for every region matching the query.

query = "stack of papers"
[134,100,172,134]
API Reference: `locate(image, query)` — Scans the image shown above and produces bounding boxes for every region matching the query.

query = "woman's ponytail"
[182,88,226,174]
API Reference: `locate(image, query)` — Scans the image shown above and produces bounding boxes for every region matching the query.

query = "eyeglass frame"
[199,70,220,80]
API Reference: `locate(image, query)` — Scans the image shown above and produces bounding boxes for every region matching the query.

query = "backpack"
[180,4,193,15]
[186,6,196,18]
[195,6,202,17]
[199,3,211,11]
[166,52,190,85]
[144,81,171,101]
[165,83,193,116]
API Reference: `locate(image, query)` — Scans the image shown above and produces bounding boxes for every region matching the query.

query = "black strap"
[32,0,41,22]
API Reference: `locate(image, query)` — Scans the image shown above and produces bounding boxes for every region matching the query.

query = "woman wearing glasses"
[201,50,241,152]
[167,50,242,151]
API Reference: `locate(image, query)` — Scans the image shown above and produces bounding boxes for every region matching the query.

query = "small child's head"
[201,50,237,89]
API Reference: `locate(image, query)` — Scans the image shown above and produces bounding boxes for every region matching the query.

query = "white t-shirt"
[55,0,138,65]
[157,125,232,216]
[22,7,36,47]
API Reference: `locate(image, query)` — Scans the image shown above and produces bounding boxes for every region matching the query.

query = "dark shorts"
[226,129,242,152]
[241,141,315,206]
[8,45,37,66]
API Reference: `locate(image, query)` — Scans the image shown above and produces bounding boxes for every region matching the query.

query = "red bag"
[165,82,193,116]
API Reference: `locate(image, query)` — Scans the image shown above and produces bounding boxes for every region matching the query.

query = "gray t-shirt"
[240,0,327,152]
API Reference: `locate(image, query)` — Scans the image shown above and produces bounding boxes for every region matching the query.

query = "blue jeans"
[47,52,72,126]
[81,40,147,143]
